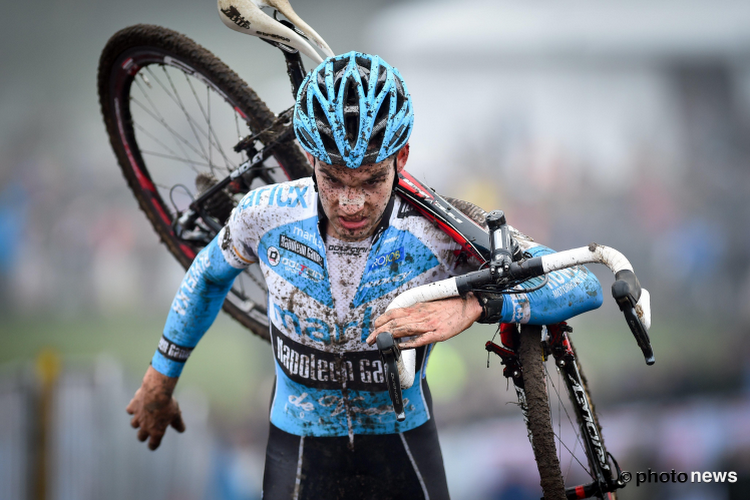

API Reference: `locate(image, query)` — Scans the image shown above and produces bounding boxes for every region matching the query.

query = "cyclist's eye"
[323,175,341,186]
[366,177,385,187]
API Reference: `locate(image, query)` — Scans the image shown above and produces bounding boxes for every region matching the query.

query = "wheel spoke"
[139,149,214,168]
[184,73,234,172]
[545,364,585,449]
[543,361,596,482]
[134,75,194,167]
[130,96,210,163]
[160,65,212,164]
[143,66,214,164]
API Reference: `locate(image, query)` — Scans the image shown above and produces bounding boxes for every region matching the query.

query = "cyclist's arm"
[500,242,603,324]
[150,233,244,377]
[128,227,249,449]
[367,242,603,348]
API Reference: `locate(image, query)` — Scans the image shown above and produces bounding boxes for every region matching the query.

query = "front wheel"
[98,24,310,340]
[517,325,619,500]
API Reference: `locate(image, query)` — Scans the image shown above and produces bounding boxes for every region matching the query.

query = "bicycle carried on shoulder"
[376,208,653,500]
[97,2,654,498]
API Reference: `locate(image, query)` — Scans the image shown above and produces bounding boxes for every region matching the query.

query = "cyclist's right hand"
[126,366,185,450]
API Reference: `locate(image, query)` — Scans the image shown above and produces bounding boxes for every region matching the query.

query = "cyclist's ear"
[304,151,315,167]
[395,143,409,173]
[306,152,319,192]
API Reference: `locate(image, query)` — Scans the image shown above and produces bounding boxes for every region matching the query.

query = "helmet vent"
[293,51,413,168]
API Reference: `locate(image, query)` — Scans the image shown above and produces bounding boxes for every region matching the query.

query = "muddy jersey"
[151,177,603,439]
[218,177,474,437]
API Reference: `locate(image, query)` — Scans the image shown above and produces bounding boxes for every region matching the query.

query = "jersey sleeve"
[150,183,302,377]
[150,234,243,377]
[497,242,604,325]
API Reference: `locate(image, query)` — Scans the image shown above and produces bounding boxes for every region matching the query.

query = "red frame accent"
[396,172,484,261]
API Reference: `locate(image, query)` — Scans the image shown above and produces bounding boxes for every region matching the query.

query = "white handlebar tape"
[385,279,460,389]
[541,244,633,275]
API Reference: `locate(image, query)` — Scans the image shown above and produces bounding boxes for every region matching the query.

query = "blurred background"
[1,0,750,499]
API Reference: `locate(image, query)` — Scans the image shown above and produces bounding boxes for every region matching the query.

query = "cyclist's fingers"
[130,415,140,429]
[372,306,410,329]
[368,306,433,344]
[388,319,434,338]
[367,319,422,345]
[125,393,139,415]
[148,431,165,451]
[170,404,186,433]
[137,428,150,442]
[400,330,454,349]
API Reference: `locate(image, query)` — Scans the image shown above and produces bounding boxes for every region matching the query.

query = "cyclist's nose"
[339,188,365,214]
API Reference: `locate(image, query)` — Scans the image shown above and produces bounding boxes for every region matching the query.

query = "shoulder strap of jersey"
[396,171,490,262]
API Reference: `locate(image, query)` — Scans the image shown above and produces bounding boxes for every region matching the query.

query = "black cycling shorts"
[261,417,450,500]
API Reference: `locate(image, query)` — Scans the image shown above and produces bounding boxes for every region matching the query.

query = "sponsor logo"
[257,31,290,42]
[432,199,463,225]
[400,177,432,200]
[280,257,324,282]
[361,270,413,289]
[221,6,251,29]
[172,251,211,316]
[267,246,280,266]
[239,185,309,209]
[280,234,323,266]
[368,247,404,271]
[327,244,369,257]
[568,374,610,471]
[273,304,373,346]
[157,336,193,362]
[396,201,420,219]
[273,333,387,391]
[292,225,320,246]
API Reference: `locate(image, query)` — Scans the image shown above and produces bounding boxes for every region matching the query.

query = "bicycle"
[97,2,654,498]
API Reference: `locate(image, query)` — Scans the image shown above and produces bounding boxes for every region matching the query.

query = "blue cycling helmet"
[293,51,414,169]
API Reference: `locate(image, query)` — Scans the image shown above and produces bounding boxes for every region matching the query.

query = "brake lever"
[376,332,406,421]
[612,270,655,365]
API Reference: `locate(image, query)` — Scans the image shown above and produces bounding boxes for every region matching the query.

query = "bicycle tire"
[98,24,310,341]
[517,326,617,500]
[518,325,568,499]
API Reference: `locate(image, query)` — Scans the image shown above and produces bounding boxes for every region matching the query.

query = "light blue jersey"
[151,177,603,438]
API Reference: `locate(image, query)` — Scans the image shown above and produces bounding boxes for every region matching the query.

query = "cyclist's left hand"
[366,294,482,349]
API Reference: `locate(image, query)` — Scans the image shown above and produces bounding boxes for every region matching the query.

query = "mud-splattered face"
[314,157,396,242]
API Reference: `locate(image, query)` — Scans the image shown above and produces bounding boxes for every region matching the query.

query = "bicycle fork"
[486,323,627,499]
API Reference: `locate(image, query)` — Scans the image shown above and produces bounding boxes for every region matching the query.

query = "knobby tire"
[518,325,568,499]
[517,325,617,500]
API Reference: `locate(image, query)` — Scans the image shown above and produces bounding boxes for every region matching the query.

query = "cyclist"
[126,51,603,499]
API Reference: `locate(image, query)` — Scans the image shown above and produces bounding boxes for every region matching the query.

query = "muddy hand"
[126,366,185,450]
[366,294,482,348]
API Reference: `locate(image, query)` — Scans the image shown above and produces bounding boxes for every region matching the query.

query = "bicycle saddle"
[218,0,334,63]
